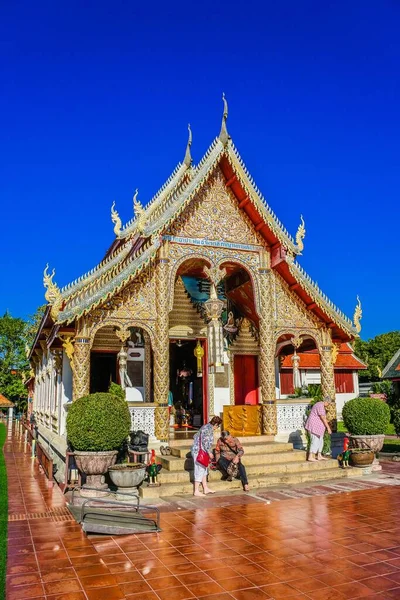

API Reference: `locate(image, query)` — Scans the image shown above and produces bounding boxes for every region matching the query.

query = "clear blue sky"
[1,1,399,340]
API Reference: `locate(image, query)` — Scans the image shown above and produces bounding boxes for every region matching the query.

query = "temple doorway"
[169,339,205,428]
[234,355,259,405]
[90,352,117,393]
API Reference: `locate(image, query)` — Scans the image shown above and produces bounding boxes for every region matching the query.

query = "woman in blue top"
[191,416,222,496]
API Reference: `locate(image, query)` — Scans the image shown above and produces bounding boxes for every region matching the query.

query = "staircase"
[140,436,354,498]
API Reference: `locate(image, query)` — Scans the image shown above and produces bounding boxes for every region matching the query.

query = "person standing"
[215,430,249,492]
[191,416,222,496]
[305,397,332,462]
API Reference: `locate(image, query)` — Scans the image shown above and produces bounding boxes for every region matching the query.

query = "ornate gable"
[274,272,321,330]
[166,169,261,247]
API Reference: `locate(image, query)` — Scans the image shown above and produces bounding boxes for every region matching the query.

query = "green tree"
[354,331,400,381]
[0,312,30,401]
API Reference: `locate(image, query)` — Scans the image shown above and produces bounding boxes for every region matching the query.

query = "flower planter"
[74,450,118,497]
[349,434,385,453]
[350,450,375,468]
[108,463,146,501]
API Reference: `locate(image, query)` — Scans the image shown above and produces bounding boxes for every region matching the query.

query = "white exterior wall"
[60,352,73,436]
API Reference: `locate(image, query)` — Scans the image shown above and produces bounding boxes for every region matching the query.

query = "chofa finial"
[219,92,230,145]
[133,189,146,234]
[43,264,62,320]
[353,296,362,334]
[183,124,193,167]
[111,201,122,237]
[295,215,306,254]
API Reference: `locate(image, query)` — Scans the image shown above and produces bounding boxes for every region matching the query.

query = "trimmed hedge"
[66,393,131,451]
[342,397,390,436]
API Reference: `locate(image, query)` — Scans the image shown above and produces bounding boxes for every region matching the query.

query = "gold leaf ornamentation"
[353,296,362,334]
[295,215,306,254]
[111,201,122,237]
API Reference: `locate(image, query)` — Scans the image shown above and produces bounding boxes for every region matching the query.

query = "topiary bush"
[108,382,125,401]
[342,397,390,436]
[66,393,131,452]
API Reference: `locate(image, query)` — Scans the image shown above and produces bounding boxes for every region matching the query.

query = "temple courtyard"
[4,426,400,600]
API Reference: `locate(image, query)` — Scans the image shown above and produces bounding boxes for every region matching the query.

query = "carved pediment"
[167,169,260,246]
[274,273,321,329]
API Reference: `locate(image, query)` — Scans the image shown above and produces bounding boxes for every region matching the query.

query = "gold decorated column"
[320,345,337,430]
[153,249,170,442]
[258,267,277,435]
[72,337,91,400]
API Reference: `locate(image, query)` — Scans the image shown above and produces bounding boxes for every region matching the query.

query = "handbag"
[223,438,240,478]
[196,431,210,468]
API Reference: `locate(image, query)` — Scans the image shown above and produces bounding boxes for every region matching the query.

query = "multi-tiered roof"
[41,98,361,342]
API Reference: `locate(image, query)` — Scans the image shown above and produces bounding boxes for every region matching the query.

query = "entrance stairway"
[140,436,355,498]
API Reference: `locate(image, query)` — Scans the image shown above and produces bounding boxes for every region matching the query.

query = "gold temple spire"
[295,215,306,254]
[219,93,230,146]
[111,201,122,237]
[353,295,362,333]
[183,124,193,167]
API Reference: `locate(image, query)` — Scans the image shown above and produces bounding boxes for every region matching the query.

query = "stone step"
[168,434,275,447]
[154,457,340,484]
[158,449,306,471]
[169,441,294,458]
[140,464,352,498]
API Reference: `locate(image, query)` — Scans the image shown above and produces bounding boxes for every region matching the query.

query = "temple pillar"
[153,253,170,442]
[72,337,91,401]
[258,268,277,435]
[320,345,337,430]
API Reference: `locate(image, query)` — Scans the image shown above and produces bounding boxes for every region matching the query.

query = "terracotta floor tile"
[363,576,400,592]
[115,571,145,584]
[84,585,126,600]
[170,562,201,575]
[43,580,82,596]
[179,571,214,585]
[6,583,45,600]
[292,576,327,592]
[6,573,42,587]
[185,580,224,596]
[261,582,304,598]
[245,570,281,586]
[218,576,255,591]
[156,585,195,600]
[80,573,119,589]
[46,594,87,600]
[74,564,111,578]
[148,574,182,590]
[118,579,153,596]
[123,593,160,600]
[230,589,271,600]
[305,587,347,600]
[335,581,379,597]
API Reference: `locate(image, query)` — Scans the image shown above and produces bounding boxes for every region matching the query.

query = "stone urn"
[108,463,146,501]
[350,449,375,468]
[349,434,385,453]
[74,450,118,497]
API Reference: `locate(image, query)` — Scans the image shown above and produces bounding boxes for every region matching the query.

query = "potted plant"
[108,463,147,500]
[66,392,131,496]
[342,397,390,466]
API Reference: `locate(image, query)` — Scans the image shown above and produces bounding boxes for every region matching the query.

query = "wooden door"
[234,355,259,405]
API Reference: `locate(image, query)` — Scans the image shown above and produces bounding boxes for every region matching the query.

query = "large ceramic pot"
[349,434,385,453]
[108,463,146,500]
[350,450,375,467]
[74,450,118,495]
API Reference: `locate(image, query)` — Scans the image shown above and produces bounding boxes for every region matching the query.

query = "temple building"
[28,98,364,456]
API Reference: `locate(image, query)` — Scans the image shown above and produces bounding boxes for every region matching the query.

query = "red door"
[234,355,259,405]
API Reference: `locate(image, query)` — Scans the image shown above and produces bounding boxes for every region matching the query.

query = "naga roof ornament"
[353,296,362,333]
[43,264,62,320]
[295,215,306,254]
[183,124,193,167]
[219,93,230,146]
[133,189,146,233]
[111,201,122,237]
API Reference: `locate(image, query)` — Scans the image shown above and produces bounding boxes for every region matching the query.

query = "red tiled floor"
[6,424,400,600]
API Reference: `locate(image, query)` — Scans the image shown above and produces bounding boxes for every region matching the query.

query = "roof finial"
[353,296,362,334]
[295,215,306,254]
[219,92,230,146]
[183,124,193,167]
[111,201,122,237]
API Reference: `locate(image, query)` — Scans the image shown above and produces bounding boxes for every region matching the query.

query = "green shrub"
[108,382,125,400]
[342,397,390,436]
[66,393,131,451]
[307,384,323,401]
